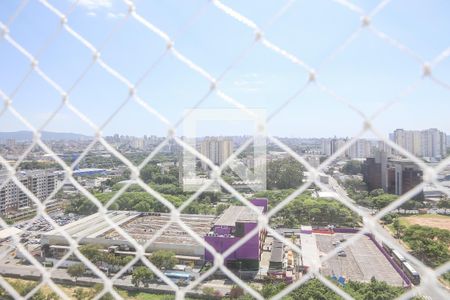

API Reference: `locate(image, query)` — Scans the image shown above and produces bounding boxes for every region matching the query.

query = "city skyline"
[0,127,449,140]
[1,1,449,299]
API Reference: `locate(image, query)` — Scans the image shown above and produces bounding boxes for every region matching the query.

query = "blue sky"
[0,0,449,138]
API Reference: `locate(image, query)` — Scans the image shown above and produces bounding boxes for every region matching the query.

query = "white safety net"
[0,0,450,299]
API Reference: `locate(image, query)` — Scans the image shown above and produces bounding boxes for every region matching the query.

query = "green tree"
[67,263,86,283]
[131,266,154,287]
[261,281,285,298]
[150,183,183,195]
[64,195,97,215]
[381,213,397,225]
[438,199,450,208]
[140,164,161,183]
[344,277,404,300]
[79,244,103,263]
[19,161,61,170]
[267,157,304,190]
[215,203,229,215]
[342,160,362,175]
[150,250,178,270]
[261,278,410,300]
[402,225,450,267]
[369,188,385,197]
[372,193,397,210]
[343,178,366,191]
[261,279,339,300]
[392,218,405,238]
[400,199,424,210]
[153,173,178,185]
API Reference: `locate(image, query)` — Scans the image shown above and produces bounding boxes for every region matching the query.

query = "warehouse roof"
[213,205,263,227]
[270,239,284,263]
[44,211,216,246]
[0,227,22,240]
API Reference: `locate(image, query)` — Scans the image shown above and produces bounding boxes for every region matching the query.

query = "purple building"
[204,198,268,266]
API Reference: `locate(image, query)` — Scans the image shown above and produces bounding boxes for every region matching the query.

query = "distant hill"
[0,131,92,141]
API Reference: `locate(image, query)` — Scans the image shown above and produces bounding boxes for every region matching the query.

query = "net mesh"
[0,0,449,299]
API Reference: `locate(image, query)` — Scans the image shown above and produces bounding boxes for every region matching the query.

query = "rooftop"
[103,213,216,246]
[0,227,22,240]
[313,191,338,199]
[0,169,55,181]
[299,233,321,268]
[213,205,263,227]
[270,239,284,264]
[44,211,217,246]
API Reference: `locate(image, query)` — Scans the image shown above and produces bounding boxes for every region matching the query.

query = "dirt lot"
[400,214,450,231]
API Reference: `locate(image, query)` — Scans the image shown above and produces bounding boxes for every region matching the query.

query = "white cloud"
[106,12,126,19]
[74,1,127,19]
[76,0,113,10]
[233,73,264,92]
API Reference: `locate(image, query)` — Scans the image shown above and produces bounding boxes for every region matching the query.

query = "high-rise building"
[321,137,347,157]
[362,150,388,192]
[331,138,346,157]
[199,137,233,170]
[421,128,447,159]
[392,129,422,156]
[320,139,332,156]
[362,153,423,199]
[322,138,376,159]
[346,139,374,159]
[6,139,16,148]
[387,160,423,198]
[391,128,447,159]
[0,170,56,215]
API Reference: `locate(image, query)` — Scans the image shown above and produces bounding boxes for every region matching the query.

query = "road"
[0,263,233,296]
[327,176,372,215]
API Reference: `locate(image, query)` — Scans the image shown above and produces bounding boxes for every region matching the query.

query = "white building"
[321,138,347,157]
[346,139,374,159]
[391,128,447,159]
[0,170,56,215]
[421,128,447,159]
[199,137,233,170]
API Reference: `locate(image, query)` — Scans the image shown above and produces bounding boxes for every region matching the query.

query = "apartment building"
[346,139,374,159]
[391,128,447,159]
[199,137,233,170]
[321,138,347,157]
[0,170,56,215]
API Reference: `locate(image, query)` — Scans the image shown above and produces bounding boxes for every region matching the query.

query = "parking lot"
[15,211,82,233]
[316,233,404,286]
[0,212,84,248]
